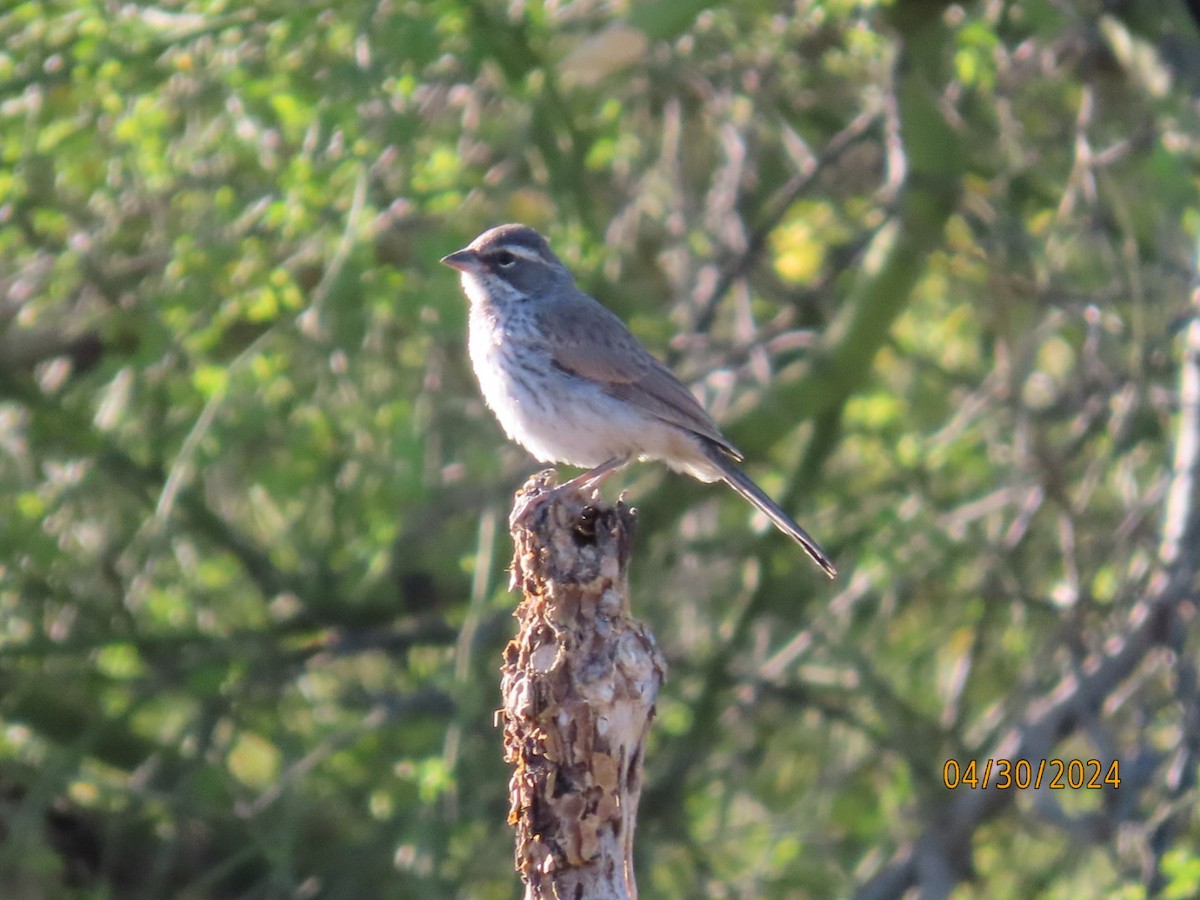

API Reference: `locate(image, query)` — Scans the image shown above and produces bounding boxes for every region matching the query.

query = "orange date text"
[942,758,1120,790]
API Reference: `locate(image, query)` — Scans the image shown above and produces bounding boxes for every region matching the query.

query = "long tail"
[706,448,837,579]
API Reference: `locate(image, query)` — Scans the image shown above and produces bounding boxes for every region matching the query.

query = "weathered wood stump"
[500,472,665,900]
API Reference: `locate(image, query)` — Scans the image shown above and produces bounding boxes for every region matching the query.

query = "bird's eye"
[494,250,517,268]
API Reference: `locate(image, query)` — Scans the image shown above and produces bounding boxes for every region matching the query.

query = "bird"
[441,224,836,578]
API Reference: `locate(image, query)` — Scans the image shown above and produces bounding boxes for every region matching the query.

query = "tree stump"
[500,472,665,900]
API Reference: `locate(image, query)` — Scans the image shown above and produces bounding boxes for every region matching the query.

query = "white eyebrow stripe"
[490,244,546,264]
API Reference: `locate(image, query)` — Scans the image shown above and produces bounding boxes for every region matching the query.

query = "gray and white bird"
[442,224,836,578]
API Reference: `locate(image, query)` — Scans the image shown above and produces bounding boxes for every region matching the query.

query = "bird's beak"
[440,248,477,272]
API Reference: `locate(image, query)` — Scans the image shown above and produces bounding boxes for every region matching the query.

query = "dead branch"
[500,472,665,900]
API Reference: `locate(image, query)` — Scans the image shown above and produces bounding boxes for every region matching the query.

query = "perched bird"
[441,224,836,578]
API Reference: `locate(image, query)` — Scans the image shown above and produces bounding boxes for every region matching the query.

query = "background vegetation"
[2,0,1199,897]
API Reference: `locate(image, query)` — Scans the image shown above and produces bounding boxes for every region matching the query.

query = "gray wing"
[537,289,743,461]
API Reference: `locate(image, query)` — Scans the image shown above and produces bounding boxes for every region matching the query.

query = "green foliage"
[2,1,1199,898]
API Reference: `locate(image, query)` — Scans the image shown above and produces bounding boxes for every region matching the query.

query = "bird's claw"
[509,469,561,530]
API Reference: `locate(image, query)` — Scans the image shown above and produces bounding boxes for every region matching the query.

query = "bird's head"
[441,224,574,304]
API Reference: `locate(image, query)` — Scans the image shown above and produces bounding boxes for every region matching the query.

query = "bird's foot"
[510,457,631,529]
[509,469,561,530]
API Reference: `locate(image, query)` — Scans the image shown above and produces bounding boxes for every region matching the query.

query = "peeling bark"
[500,472,665,900]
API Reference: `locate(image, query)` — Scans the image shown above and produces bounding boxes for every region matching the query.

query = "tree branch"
[500,473,665,900]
